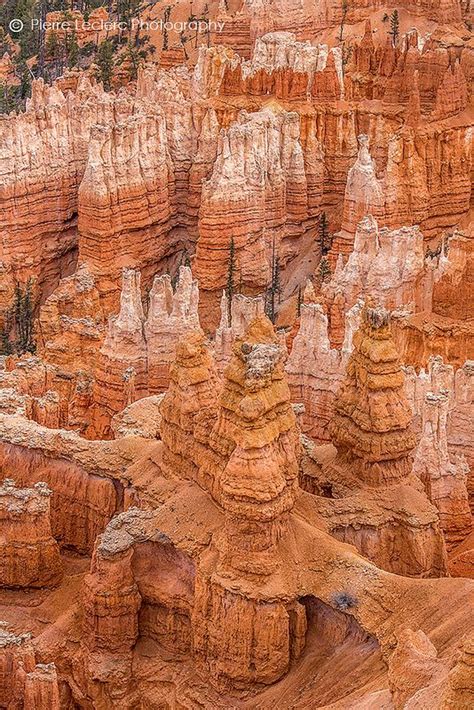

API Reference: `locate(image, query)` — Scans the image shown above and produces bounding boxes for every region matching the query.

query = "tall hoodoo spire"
[330,302,417,486]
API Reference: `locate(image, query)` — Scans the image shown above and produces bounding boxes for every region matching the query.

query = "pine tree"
[319,211,332,255]
[318,256,331,285]
[18,63,31,100]
[163,6,171,50]
[118,39,152,81]
[338,0,348,42]
[225,236,236,325]
[117,0,151,43]
[46,30,60,59]
[0,27,10,56]
[66,28,79,68]
[15,279,36,354]
[95,39,115,90]
[3,280,37,355]
[0,82,15,113]
[0,328,12,355]
[389,10,400,46]
[117,0,142,30]
[0,304,13,355]
[265,238,281,324]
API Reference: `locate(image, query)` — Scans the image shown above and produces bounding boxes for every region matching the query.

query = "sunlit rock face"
[0,1,473,708]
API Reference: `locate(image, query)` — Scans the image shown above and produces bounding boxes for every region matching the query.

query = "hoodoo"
[0,0,472,706]
[329,304,417,486]
[0,479,62,588]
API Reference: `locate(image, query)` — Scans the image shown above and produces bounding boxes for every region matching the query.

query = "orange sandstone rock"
[193,316,304,688]
[160,331,220,485]
[214,291,265,373]
[78,112,176,306]
[286,300,345,444]
[413,392,472,548]
[0,479,62,588]
[194,107,313,328]
[92,269,148,437]
[145,266,201,391]
[325,216,427,346]
[329,304,417,486]
[0,624,60,710]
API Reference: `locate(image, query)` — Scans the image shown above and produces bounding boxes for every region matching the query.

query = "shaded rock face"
[432,229,474,322]
[413,392,472,548]
[0,78,95,317]
[0,427,122,554]
[78,112,176,305]
[93,265,201,437]
[0,479,62,588]
[81,508,196,698]
[286,299,353,444]
[194,107,318,328]
[0,624,60,710]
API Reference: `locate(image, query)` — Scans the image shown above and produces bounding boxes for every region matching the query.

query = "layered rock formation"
[0,66,194,323]
[160,331,220,485]
[78,111,176,306]
[432,228,473,323]
[451,361,474,505]
[329,304,418,487]
[405,356,474,512]
[302,303,449,577]
[0,624,60,710]
[214,291,265,373]
[82,522,142,693]
[92,269,148,436]
[0,3,473,708]
[193,316,304,687]
[93,266,201,436]
[145,266,201,391]
[194,106,317,328]
[286,300,345,444]
[0,311,472,706]
[324,216,428,346]
[0,414,142,553]
[331,135,384,261]
[0,479,62,588]
[413,392,472,548]
[0,78,93,316]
